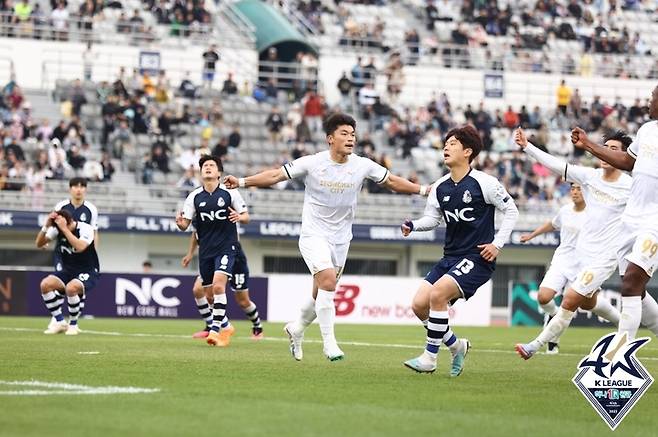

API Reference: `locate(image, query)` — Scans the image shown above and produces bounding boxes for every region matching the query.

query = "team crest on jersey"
[443,196,450,202]
[573,333,653,430]
[217,198,225,207]
[462,190,472,203]
[199,202,207,207]
[80,213,87,222]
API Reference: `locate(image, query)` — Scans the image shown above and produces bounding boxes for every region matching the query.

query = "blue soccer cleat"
[403,356,436,373]
[450,339,470,377]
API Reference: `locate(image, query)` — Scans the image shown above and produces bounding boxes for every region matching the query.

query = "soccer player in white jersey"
[519,183,586,354]
[401,125,519,375]
[46,177,99,333]
[223,113,430,361]
[568,85,658,340]
[514,128,628,360]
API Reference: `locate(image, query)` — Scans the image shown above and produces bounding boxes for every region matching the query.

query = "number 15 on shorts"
[452,259,474,276]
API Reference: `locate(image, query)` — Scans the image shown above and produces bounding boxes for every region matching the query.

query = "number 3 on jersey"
[452,259,474,277]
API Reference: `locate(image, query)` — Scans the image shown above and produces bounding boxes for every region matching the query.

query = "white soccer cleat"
[323,342,345,361]
[44,321,68,335]
[403,355,437,373]
[284,323,304,361]
[65,325,81,336]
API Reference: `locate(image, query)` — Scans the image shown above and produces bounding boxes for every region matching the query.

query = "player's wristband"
[419,185,429,196]
[238,177,246,188]
[41,226,48,233]
[403,220,414,231]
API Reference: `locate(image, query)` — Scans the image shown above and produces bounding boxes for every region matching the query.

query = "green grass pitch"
[1,317,656,437]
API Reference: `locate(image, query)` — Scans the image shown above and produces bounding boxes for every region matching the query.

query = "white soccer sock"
[67,294,81,325]
[619,296,642,340]
[540,300,558,317]
[295,297,317,333]
[195,296,213,327]
[641,293,658,336]
[591,297,620,326]
[529,307,574,350]
[315,289,337,346]
[42,291,64,322]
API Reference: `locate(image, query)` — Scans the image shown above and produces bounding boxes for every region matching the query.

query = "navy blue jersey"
[413,169,518,257]
[46,222,100,273]
[183,184,247,259]
[52,199,98,270]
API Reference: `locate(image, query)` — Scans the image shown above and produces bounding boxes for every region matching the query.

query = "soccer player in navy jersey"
[36,209,100,336]
[176,155,248,347]
[401,125,519,375]
[46,177,98,333]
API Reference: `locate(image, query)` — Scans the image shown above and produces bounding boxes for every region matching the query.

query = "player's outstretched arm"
[519,220,555,243]
[224,168,287,189]
[401,185,443,236]
[515,127,570,177]
[228,207,250,224]
[176,211,191,231]
[571,127,636,171]
[383,174,431,196]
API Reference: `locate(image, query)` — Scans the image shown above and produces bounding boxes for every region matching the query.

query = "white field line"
[1,326,657,361]
[0,380,160,396]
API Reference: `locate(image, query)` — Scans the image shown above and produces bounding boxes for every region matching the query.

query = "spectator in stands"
[556,79,571,115]
[50,1,69,41]
[227,124,241,148]
[265,106,284,145]
[177,146,198,171]
[69,80,87,117]
[303,90,323,133]
[336,72,352,111]
[176,166,200,197]
[201,44,220,88]
[129,8,145,34]
[222,73,238,95]
[211,137,229,160]
[503,105,519,129]
[179,72,197,99]
[351,57,365,91]
[151,142,170,175]
[100,151,114,182]
[13,0,33,37]
[67,145,86,171]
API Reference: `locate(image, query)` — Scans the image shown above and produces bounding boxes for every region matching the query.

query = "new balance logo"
[444,208,475,223]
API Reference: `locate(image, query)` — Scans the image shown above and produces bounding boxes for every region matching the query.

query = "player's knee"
[537,289,555,305]
[234,292,250,308]
[192,284,205,299]
[621,267,648,297]
[411,299,429,320]
[316,275,336,291]
[65,283,81,297]
[429,290,451,308]
[212,283,226,295]
[561,291,583,312]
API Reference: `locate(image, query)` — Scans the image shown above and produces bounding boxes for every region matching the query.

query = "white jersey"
[549,203,586,267]
[283,150,389,243]
[564,166,631,259]
[624,120,658,231]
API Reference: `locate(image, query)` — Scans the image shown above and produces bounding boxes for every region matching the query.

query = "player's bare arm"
[228,207,250,224]
[54,216,89,253]
[382,174,431,196]
[520,221,556,243]
[224,169,287,189]
[182,232,198,268]
[571,127,636,171]
[35,212,58,248]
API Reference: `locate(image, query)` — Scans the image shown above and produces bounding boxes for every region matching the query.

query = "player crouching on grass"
[36,209,100,336]
[401,125,519,375]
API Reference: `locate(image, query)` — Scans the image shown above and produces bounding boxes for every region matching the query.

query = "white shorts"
[617,226,658,278]
[539,264,576,295]
[571,253,618,298]
[298,235,350,279]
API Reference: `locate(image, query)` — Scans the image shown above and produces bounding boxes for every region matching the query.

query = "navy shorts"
[53,268,100,293]
[424,254,495,300]
[230,247,250,291]
[199,249,236,287]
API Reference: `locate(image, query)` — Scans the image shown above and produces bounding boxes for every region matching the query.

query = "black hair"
[603,130,632,151]
[69,177,87,187]
[323,113,356,136]
[444,125,483,163]
[55,209,74,224]
[198,154,223,172]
